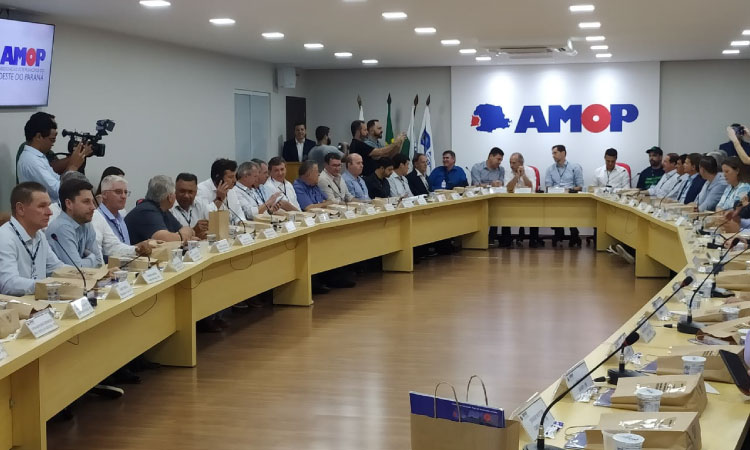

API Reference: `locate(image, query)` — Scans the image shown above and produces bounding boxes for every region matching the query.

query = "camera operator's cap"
[646,146,663,156]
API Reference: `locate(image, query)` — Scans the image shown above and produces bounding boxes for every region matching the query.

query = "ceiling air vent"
[485,40,577,59]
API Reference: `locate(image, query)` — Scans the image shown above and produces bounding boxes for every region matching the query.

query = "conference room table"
[0,191,747,449]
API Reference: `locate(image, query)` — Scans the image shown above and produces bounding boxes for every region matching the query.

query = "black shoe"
[90,384,124,399]
[529,239,538,248]
[569,236,582,248]
[329,278,356,289]
[196,318,222,333]
[552,237,560,247]
[49,406,75,422]
[312,284,331,295]
[114,368,141,385]
[214,317,230,329]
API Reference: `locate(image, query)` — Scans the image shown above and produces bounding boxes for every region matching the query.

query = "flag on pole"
[357,95,364,121]
[418,95,435,173]
[401,95,417,158]
[385,93,394,144]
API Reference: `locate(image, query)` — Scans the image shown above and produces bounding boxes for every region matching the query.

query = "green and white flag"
[402,95,418,158]
[418,95,435,172]
[357,95,364,121]
[385,93,394,144]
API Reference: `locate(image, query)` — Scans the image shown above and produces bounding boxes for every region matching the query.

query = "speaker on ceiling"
[277,66,296,89]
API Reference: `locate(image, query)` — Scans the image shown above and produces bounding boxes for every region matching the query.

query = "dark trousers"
[553,227,579,239]
[500,227,540,243]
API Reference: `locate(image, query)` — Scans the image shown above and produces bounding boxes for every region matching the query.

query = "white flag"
[405,104,416,159]
[418,99,435,173]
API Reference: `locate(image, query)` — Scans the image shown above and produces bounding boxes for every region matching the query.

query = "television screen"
[0,18,55,107]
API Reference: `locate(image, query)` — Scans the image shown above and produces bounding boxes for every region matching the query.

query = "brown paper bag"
[610,375,707,414]
[34,278,85,300]
[0,309,20,338]
[5,299,52,319]
[584,412,701,450]
[208,210,230,240]
[150,240,182,262]
[52,266,108,287]
[655,345,743,383]
[697,317,750,344]
[715,270,750,291]
[411,415,520,450]
[108,255,150,271]
[692,301,750,322]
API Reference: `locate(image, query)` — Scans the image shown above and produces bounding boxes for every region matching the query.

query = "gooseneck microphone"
[223,200,248,235]
[50,233,89,294]
[524,332,641,450]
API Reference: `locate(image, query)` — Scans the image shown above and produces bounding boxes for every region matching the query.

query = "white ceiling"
[3,0,750,68]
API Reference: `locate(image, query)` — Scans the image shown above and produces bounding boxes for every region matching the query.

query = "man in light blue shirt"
[46,178,104,268]
[0,182,68,296]
[470,147,505,186]
[647,153,680,198]
[696,156,728,212]
[544,145,584,247]
[343,153,371,201]
[17,112,88,203]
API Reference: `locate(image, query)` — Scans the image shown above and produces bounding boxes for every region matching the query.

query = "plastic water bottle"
[441,179,446,189]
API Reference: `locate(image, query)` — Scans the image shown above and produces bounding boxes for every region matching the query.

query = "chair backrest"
[616,162,632,187]
[528,166,541,191]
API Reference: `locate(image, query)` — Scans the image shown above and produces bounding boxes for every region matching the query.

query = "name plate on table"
[344,210,357,218]
[651,296,672,321]
[303,217,317,227]
[563,360,595,401]
[637,313,657,343]
[211,239,231,253]
[675,216,686,227]
[465,190,477,197]
[381,203,394,212]
[0,343,7,361]
[548,187,566,194]
[514,187,532,194]
[135,266,164,285]
[184,247,202,262]
[401,199,415,208]
[449,193,460,200]
[488,187,506,194]
[164,255,185,272]
[416,197,428,205]
[365,206,377,215]
[107,281,134,300]
[612,332,635,360]
[19,309,58,339]
[513,395,558,440]
[235,233,254,246]
[63,296,95,320]
[261,228,279,239]
[283,221,297,232]
[629,199,639,207]
[620,197,630,205]
[436,194,447,202]
[317,213,330,223]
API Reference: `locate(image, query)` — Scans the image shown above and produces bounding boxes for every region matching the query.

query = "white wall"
[304,67,451,154]
[660,60,750,155]
[0,22,295,210]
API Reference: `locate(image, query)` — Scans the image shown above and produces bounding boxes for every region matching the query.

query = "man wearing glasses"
[92,174,152,260]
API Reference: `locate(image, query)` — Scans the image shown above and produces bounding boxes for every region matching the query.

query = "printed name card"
[436,194,447,202]
[629,199,639,207]
[613,332,635,360]
[211,239,231,253]
[344,210,357,218]
[283,221,297,233]
[465,190,477,197]
[675,216,686,227]
[514,187,532,194]
[489,187,507,194]
[235,233,254,246]
[19,310,58,339]
[365,206,377,215]
[638,314,657,343]
[136,266,164,285]
[401,199,414,208]
[304,217,317,227]
[563,360,595,401]
[63,296,95,320]
[185,247,202,262]
[651,296,672,321]
[514,395,557,441]
[164,254,185,272]
[317,213,330,223]
[107,281,135,300]
[548,187,566,194]
[416,197,428,205]
[384,203,396,211]
[450,193,462,200]
[262,228,279,239]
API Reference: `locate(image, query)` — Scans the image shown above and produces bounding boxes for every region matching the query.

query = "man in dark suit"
[407,153,431,196]
[281,122,316,162]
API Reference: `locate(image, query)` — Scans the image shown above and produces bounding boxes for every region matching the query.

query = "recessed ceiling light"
[595,53,612,58]
[139,0,170,7]
[441,39,461,46]
[744,30,750,36]
[585,36,606,42]
[590,45,608,50]
[335,52,353,58]
[209,18,235,25]
[459,48,477,54]
[262,32,285,40]
[579,22,601,29]
[304,43,324,50]
[414,27,437,34]
[362,59,379,65]
[475,56,492,62]
[730,40,750,46]
[723,49,741,55]
[569,4,595,12]
[382,11,407,20]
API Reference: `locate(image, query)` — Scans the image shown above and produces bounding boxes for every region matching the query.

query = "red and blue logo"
[0,46,48,67]
[471,103,639,133]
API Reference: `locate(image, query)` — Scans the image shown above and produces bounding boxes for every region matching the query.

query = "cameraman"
[726,123,750,162]
[17,112,91,203]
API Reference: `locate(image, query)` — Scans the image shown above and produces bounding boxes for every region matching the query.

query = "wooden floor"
[46,246,666,450]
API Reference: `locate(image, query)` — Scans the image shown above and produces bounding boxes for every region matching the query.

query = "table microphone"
[223,200,248,234]
[706,201,741,248]
[678,237,748,334]
[50,233,91,302]
[524,332,640,450]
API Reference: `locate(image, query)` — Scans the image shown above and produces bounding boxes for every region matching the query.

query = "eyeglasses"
[104,189,131,197]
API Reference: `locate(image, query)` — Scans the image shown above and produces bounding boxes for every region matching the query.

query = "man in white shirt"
[647,153,680,198]
[593,148,630,189]
[264,157,302,211]
[319,153,356,203]
[234,161,285,218]
[170,173,210,240]
[502,152,542,248]
[196,158,246,224]
[92,174,152,259]
[388,154,414,198]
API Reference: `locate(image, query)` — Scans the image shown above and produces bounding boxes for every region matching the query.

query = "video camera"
[733,124,746,138]
[61,119,115,157]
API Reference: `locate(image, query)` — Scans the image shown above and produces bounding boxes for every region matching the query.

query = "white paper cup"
[187,240,200,251]
[635,387,662,412]
[613,433,645,450]
[738,328,750,336]
[721,306,740,321]
[207,233,217,245]
[682,355,706,375]
[46,282,61,301]
[171,248,183,263]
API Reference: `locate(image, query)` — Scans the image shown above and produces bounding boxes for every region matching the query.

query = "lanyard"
[678,177,691,198]
[107,215,126,242]
[237,185,261,207]
[177,206,193,226]
[256,187,266,204]
[556,163,568,184]
[10,222,40,278]
[329,179,343,199]
[398,176,408,193]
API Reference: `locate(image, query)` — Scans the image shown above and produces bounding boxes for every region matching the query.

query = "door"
[286,96,307,141]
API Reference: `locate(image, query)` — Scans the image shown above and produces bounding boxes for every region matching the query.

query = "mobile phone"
[720,349,750,395]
